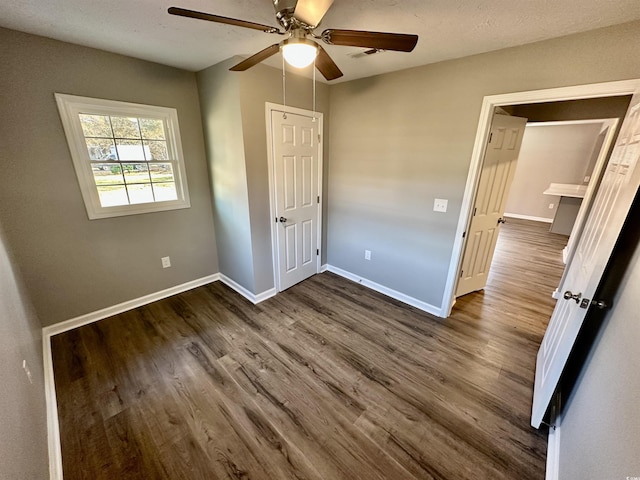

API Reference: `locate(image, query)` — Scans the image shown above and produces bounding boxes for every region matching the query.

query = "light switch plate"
[434,198,448,213]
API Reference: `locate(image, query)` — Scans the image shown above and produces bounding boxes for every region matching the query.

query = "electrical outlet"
[364,250,371,261]
[22,360,33,384]
[549,203,555,209]
[433,198,448,213]
[584,175,591,183]
[161,256,171,268]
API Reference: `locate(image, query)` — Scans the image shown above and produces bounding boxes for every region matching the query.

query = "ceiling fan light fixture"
[281,38,318,68]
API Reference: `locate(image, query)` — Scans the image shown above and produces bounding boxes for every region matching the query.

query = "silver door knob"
[279,216,287,223]
[563,291,582,303]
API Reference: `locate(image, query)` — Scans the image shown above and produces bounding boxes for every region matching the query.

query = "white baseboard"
[43,332,63,480]
[546,415,561,480]
[504,212,554,223]
[320,263,328,273]
[42,273,221,479]
[325,265,443,317]
[219,274,276,304]
[42,274,221,337]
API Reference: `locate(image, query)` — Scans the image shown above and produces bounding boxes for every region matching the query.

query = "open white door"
[531,92,640,428]
[456,114,528,297]
[270,109,321,291]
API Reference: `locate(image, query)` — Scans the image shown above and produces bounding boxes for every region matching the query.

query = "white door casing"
[531,91,640,428]
[444,79,640,318]
[267,105,322,291]
[456,114,528,297]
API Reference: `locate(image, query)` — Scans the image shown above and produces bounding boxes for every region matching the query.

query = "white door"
[456,114,528,297]
[531,92,640,428]
[271,110,321,291]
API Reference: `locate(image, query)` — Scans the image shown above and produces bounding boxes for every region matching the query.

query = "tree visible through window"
[56,94,190,219]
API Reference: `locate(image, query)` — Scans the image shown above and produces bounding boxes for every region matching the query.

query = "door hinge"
[317,195,320,204]
[275,216,277,223]
[318,134,321,142]
[459,269,464,278]
[489,132,493,143]
[462,231,466,238]
[316,249,319,255]
[473,207,477,216]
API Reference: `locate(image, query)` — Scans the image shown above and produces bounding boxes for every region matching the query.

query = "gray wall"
[558,232,640,478]
[0,223,49,479]
[504,123,604,221]
[239,63,330,292]
[0,28,218,327]
[327,20,640,309]
[197,60,256,292]
[197,59,330,294]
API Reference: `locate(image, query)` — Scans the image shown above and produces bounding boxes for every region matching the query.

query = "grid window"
[56,94,190,219]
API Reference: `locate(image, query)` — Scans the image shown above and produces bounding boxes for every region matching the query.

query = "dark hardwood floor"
[52,219,568,479]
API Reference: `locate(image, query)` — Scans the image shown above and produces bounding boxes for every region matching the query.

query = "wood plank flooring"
[51,219,568,479]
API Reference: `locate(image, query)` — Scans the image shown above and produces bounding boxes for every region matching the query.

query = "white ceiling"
[1,0,639,83]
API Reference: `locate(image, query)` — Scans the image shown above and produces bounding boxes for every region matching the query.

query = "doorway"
[443,81,639,315]
[265,103,324,292]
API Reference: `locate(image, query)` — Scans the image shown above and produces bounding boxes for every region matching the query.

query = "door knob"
[563,290,582,303]
[279,216,287,223]
[497,217,507,224]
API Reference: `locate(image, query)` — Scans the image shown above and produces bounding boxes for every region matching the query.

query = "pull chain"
[282,54,287,119]
[312,57,317,122]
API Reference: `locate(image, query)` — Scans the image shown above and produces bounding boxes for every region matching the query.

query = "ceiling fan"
[168,0,419,81]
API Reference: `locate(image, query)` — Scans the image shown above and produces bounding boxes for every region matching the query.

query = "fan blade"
[168,7,280,33]
[315,45,343,81]
[230,43,281,71]
[322,29,418,52]
[293,0,334,27]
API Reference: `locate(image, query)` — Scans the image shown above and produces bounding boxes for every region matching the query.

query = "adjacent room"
[1,1,639,479]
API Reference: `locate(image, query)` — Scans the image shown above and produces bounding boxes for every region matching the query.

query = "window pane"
[79,114,113,138]
[111,116,141,139]
[144,140,169,160]
[116,140,146,160]
[97,185,129,207]
[92,164,124,186]
[122,163,150,183]
[149,163,174,183]
[139,118,165,140]
[153,182,178,202]
[127,184,154,204]
[85,138,116,160]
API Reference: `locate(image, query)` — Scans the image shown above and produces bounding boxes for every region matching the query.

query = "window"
[55,94,190,219]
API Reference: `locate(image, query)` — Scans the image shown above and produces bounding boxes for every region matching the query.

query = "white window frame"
[55,93,191,219]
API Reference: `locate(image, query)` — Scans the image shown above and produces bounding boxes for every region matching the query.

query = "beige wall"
[504,123,604,221]
[0,28,219,327]
[0,222,49,478]
[327,20,640,309]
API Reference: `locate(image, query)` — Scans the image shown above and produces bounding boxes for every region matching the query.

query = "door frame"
[265,102,324,292]
[442,79,640,317]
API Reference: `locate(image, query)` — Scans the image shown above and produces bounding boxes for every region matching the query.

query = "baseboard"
[42,273,220,479]
[320,263,328,273]
[42,274,220,338]
[219,274,276,305]
[546,415,561,480]
[43,332,63,480]
[504,212,554,223]
[325,265,443,317]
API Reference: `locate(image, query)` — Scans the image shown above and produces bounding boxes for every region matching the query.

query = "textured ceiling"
[1,0,639,82]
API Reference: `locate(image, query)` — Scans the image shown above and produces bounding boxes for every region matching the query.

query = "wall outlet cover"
[161,256,171,268]
[364,250,371,261]
[434,198,448,213]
